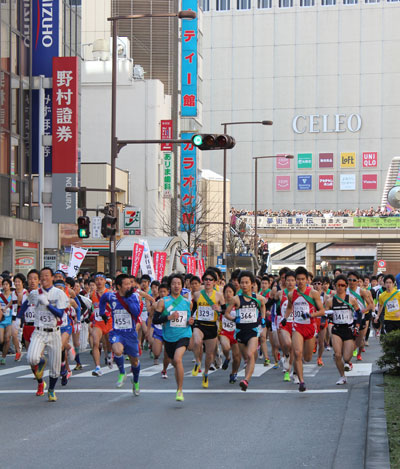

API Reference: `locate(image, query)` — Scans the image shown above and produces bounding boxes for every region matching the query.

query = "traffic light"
[77,216,90,238]
[191,134,236,151]
[101,215,118,237]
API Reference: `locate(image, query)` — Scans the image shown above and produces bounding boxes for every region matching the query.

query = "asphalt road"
[0,335,381,469]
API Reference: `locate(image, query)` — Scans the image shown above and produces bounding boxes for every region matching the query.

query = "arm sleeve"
[126,294,141,319]
[265,297,276,311]
[17,300,29,319]
[152,310,169,325]
[47,304,64,319]
[99,292,109,316]
[75,302,81,321]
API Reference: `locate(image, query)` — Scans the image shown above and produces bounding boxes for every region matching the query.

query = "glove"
[235,315,241,324]
[301,312,310,320]
[261,318,266,328]
[38,294,49,307]
[101,314,109,324]
[27,290,39,306]
[280,318,287,327]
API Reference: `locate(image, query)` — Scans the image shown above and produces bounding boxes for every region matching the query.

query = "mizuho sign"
[292,114,362,134]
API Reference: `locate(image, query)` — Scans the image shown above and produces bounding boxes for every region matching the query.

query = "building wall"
[81,0,111,60]
[201,1,400,211]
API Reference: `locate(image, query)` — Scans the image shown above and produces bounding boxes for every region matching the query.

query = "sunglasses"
[312,282,321,285]
[348,278,358,282]
[204,278,214,282]
[336,283,347,287]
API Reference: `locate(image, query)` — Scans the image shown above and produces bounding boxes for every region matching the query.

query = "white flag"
[67,246,88,278]
[139,239,155,281]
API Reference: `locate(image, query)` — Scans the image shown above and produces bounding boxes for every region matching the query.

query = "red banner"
[52,56,78,174]
[187,256,197,275]
[131,243,144,276]
[197,258,205,278]
[160,120,173,151]
[153,251,167,282]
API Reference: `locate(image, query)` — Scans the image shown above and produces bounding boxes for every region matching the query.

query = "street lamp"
[220,120,273,267]
[253,154,294,257]
[107,10,196,276]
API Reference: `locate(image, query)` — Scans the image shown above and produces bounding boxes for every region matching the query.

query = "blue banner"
[181,0,198,117]
[180,133,197,232]
[297,175,312,191]
[31,0,59,174]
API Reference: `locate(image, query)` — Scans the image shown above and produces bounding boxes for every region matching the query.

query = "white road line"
[0,388,348,394]
[303,364,320,377]
[18,364,89,379]
[0,366,31,377]
[238,364,274,377]
[346,363,373,377]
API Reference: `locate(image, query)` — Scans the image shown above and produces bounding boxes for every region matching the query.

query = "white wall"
[81,0,111,60]
[81,59,172,236]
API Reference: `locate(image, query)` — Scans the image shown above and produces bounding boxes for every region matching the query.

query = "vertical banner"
[181,0,198,117]
[52,56,79,223]
[163,152,173,198]
[32,0,60,174]
[153,252,167,282]
[67,246,88,278]
[180,133,197,231]
[131,243,144,276]
[187,256,196,275]
[160,120,173,151]
[140,239,155,280]
[197,258,205,278]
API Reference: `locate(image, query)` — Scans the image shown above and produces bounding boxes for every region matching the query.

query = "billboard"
[297,175,312,191]
[181,0,198,117]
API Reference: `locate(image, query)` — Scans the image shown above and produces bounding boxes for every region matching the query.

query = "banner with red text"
[68,246,88,278]
[131,243,144,276]
[153,252,167,282]
[197,258,205,278]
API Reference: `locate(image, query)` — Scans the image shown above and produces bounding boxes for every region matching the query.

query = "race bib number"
[114,310,133,330]
[94,307,102,322]
[170,311,187,328]
[61,313,69,327]
[239,307,257,324]
[333,310,353,325]
[24,308,35,322]
[198,306,215,322]
[386,299,399,313]
[38,311,54,327]
[293,298,311,323]
[12,304,18,317]
[222,316,235,332]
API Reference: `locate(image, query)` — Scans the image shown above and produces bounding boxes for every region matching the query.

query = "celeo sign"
[292,114,362,134]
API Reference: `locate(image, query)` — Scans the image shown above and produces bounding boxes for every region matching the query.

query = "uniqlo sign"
[362,174,378,190]
[362,152,378,168]
[319,153,334,168]
[160,120,173,151]
[319,175,334,190]
[52,56,78,223]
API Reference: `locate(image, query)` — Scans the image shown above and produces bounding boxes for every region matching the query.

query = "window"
[258,0,272,6]
[300,0,315,5]
[279,0,293,7]
[387,0,399,2]
[365,0,380,3]
[343,0,358,4]
[237,0,251,8]
[216,0,231,9]
[201,0,210,9]
[321,0,336,5]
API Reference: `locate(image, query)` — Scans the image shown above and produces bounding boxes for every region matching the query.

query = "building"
[201,0,400,211]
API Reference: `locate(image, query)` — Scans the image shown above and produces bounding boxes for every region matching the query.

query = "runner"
[286,267,325,392]
[139,275,151,351]
[191,270,225,388]
[0,277,13,365]
[219,283,241,384]
[153,274,194,402]
[19,269,40,352]
[311,276,328,367]
[324,275,360,384]
[278,270,296,382]
[259,276,272,366]
[225,270,266,391]
[98,274,142,395]
[375,274,400,333]
[10,273,26,361]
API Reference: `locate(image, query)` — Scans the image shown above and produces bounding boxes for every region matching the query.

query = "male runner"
[375,274,400,333]
[99,273,142,395]
[0,278,13,365]
[278,270,296,382]
[153,274,194,401]
[259,276,272,366]
[311,276,328,366]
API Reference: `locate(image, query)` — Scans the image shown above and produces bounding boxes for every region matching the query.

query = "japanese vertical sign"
[52,57,78,223]
[181,0,198,117]
[180,133,197,232]
[32,0,59,174]
[153,252,167,282]
[163,153,173,198]
[160,120,173,151]
[139,239,155,280]
[131,243,144,276]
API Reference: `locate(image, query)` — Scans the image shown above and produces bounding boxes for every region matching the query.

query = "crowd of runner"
[0,266,399,402]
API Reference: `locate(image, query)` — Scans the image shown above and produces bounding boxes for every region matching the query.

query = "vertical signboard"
[340,152,356,168]
[160,120,173,151]
[52,57,78,223]
[276,157,291,170]
[181,0,198,117]
[180,133,197,231]
[32,0,59,174]
[297,153,312,169]
[362,174,377,190]
[163,152,173,198]
[340,173,356,190]
[319,153,334,168]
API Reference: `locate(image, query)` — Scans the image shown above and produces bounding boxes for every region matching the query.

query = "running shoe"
[365,341,369,347]
[68,347,76,362]
[191,364,201,376]
[149,351,154,359]
[222,358,230,370]
[215,354,222,369]
[277,352,281,361]
[176,390,184,402]
[161,370,168,379]
[353,349,357,357]
[344,362,351,372]
[133,381,140,396]
[209,364,216,371]
[61,370,68,386]
[116,373,127,388]
[74,363,83,371]
[92,366,102,377]
[153,358,159,366]
[357,353,363,361]
[325,346,332,351]
[239,379,248,392]
[361,348,366,353]
[317,358,324,367]
[282,355,290,371]
[336,376,347,385]
[15,352,22,362]
[229,373,237,384]
[313,344,317,353]
[48,389,57,402]
[291,372,300,384]
[106,357,113,369]
[264,358,271,366]
[36,358,47,380]
[273,362,279,369]
[284,371,291,382]
[36,381,46,396]
[298,382,306,392]
[0,358,5,365]
[202,374,209,389]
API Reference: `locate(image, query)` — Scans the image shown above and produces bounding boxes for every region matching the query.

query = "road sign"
[91,216,101,239]
[377,260,386,268]
[180,252,191,266]
[217,256,222,265]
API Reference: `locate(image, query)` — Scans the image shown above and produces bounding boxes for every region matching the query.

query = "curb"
[364,370,391,469]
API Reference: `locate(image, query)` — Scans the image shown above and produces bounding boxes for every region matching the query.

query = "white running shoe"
[92,366,102,377]
[106,357,113,369]
[336,376,347,385]
[291,372,300,384]
[282,355,290,372]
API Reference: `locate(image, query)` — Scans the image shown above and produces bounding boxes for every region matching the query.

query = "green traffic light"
[78,228,89,238]
[192,135,203,146]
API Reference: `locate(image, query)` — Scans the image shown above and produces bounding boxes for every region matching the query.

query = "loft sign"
[292,114,362,134]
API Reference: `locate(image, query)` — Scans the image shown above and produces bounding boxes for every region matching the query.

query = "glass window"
[1,23,10,65]
[258,0,272,7]
[10,0,17,29]
[300,0,315,5]
[365,0,380,3]
[0,174,10,216]
[201,0,211,9]
[279,0,293,6]
[216,0,231,9]
[386,0,399,2]
[322,0,336,4]
[10,85,18,134]
[343,0,358,4]
[237,0,251,8]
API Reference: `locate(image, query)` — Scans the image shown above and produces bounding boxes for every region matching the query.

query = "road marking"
[185,368,218,377]
[0,366,31,377]
[0,388,348,394]
[303,364,320,377]
[18,364,89,379]
[238,364,274,377]
[346,363,373,377]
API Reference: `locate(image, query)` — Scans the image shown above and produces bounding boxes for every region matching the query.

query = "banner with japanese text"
[131,243,144,276]
[140,239,155,280]
[153,252,167,282]
[163,152,173,198]
[180,132,197,231]
[181,0,198,117]
[67,246,88,278]
[160,120,173,151]
[197,258,206,278]
[187,256,197,275]
[52,56,78,223]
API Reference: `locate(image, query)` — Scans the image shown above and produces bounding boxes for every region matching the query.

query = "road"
[0,336,381,469]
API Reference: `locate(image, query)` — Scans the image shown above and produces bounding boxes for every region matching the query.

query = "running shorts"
[279,321,293,335]
[94,319,113,335]
[109,330,139,357]
[164,337,190,359]
[152,326,163,342]
[332,324,354,341]
[292,323,316,341]
[219,329,237,345]
[235,328,258,346]
[193,321,218,340]
[23,324,35,342]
